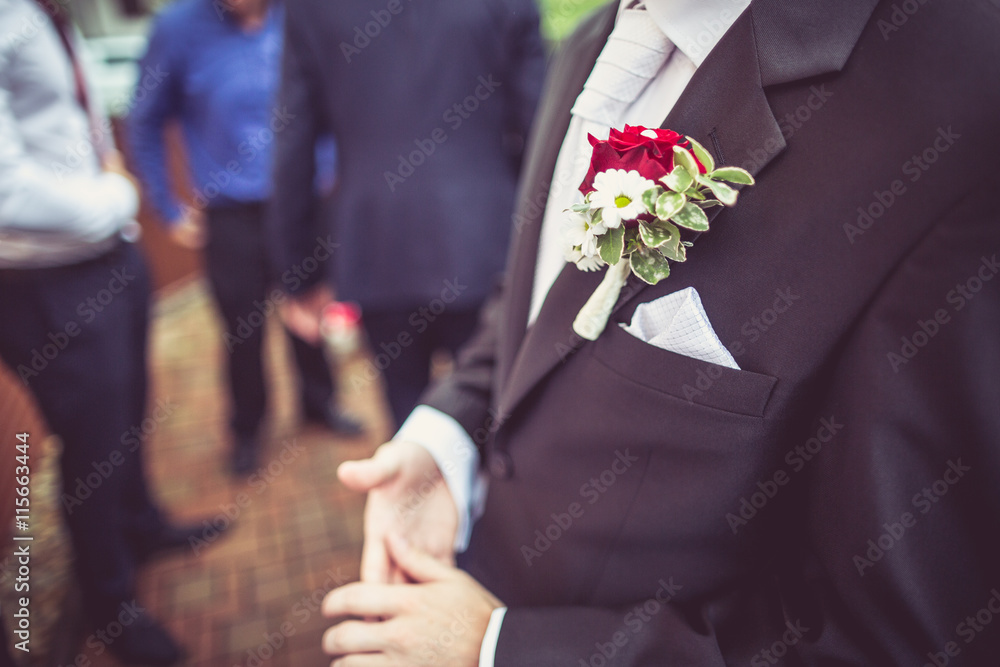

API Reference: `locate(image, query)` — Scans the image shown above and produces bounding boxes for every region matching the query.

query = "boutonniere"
[565,125,755,340]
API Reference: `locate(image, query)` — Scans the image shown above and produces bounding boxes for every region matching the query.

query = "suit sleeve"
[267,7,328,294]
[420,282,504,451]
[792,186,1000,664]
[495,602,729,666]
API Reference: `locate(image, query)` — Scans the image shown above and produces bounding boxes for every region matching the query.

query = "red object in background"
[321,301,362,356]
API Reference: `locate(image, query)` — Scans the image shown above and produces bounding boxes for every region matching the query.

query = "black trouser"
[205,202,335,438]
[0,243,161,615]
[360,307,480,427]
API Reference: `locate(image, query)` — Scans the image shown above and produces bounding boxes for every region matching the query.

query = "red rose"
[579,125,705,195]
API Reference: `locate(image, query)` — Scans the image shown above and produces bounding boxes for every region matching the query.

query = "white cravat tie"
[570,5,675,126]
[530,5,675,324]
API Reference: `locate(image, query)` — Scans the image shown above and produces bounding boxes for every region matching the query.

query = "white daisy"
[563,209,606,260]
[563,210,590,249]
[565,245,605,271]
[589,169,655,228]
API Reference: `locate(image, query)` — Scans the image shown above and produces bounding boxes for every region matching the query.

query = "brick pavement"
[77,278,391,667]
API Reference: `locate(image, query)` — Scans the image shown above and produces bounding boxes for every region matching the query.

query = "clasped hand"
[323,442,502,666]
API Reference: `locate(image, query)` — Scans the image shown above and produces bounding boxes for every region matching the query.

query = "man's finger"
[322,620,388,656]
[323,582,405,619]
[386,533,456,584]
[338,445,402,492]
[359,530,390,584]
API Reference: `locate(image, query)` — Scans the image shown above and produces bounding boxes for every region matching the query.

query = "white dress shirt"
[0,0,138,268]
[394,1,750,663]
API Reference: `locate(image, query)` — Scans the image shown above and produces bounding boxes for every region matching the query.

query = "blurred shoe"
[105,611,184,666]
[231,434,259,475]
[304,405,364,436]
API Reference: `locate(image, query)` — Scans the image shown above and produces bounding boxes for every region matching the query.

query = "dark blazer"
[424,0,1000,663]
[269,0,545,310]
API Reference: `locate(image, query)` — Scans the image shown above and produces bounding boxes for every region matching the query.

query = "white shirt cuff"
[479,607,508,667]
[395,405,488,552]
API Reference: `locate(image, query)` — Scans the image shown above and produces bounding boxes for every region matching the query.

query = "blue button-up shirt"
[129,0,326,223]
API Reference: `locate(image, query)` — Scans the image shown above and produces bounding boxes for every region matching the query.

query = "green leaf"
[570,202,591,213]
[623,227,642,254]
[597,225,625,265]
[710,167,755,185]
[685,136,715,173]
[700,199,723,208]
[686,188,706,200]
[655,191,686,220]
[638,219,678,249]
[672,145,701,181]
[671,201,710,231]
[697,175,738,206]
[630,245,671,285]
[641,186,663,213]
[657,222,687,262]
[661,165,693,193]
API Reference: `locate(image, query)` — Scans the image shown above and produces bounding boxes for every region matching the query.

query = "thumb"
[337,445,401,492]
[386,533,455,584]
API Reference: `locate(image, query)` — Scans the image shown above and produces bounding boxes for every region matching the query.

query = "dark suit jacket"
[269,0,545,310]
[423,0,1000,663]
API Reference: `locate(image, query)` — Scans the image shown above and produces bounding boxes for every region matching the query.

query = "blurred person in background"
[128,0,364,476]
[0,0,207,662]
[269,0,546,428]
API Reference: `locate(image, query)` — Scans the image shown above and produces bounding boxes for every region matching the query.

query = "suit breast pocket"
[592,319,778,418]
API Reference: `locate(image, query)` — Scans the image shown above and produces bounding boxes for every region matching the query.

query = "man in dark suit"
[323,0,1000,664]
[269,0,546,427]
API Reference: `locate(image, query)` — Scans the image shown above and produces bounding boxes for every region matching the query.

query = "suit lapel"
[496,0,878,421]
[495,5,617,404]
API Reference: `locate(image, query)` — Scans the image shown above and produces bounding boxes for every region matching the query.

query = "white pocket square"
[620,287,740,370]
